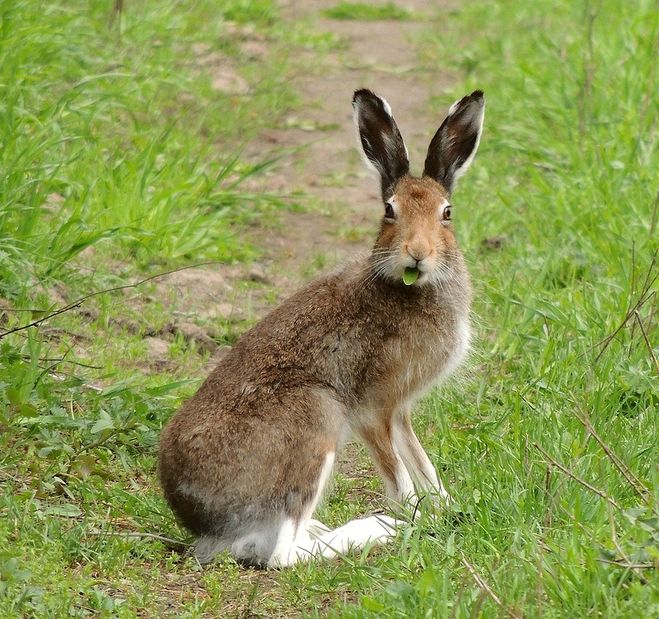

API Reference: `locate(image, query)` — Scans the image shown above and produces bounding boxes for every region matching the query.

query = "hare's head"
[353,89,484,287]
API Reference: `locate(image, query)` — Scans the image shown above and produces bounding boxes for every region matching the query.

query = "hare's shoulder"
[251,259,368,326]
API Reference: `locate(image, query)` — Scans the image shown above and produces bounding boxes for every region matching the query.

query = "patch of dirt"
[192,42,252,95]
[151,264,275,331]
[144,336,172,371]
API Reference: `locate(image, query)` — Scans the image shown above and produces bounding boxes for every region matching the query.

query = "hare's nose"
[406,244,431,263]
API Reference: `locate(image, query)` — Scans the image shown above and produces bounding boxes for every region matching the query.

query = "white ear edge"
[352,92,409,181]
[450,101,485,184]
[446,96,463,117]
[381,95,393,117]
[380,95,410,161]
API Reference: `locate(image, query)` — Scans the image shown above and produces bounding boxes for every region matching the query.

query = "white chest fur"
[376,311,471,411]
[438,314,471,381]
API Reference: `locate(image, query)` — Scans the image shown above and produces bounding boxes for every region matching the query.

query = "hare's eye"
[384,202,396,220]
[442,205,452,221]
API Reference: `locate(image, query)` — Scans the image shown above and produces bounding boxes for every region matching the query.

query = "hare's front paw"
[394,489,455,521]
[427,487,454,508]
[388,491,420,519]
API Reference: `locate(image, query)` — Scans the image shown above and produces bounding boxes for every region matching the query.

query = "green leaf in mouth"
[403,267,419,285]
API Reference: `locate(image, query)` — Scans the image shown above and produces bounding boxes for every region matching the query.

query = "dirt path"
[159,1,457,345]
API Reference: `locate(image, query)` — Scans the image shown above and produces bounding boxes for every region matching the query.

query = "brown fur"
[159,209,471,530]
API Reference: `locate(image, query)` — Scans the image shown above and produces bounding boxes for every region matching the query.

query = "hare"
[159,88,485,568]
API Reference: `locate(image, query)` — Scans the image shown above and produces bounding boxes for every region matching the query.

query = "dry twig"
[634,310,659,373]
[87,529,191,549]
[595,250,657,361]
[460,555,521,619]
[0,261,224,340]
[533,443,620,510]
[572,408,650,505]
[597,558,656,570]
[108,0,124,29]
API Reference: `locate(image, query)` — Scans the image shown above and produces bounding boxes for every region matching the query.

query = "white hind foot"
[317,514,402,557]
[267,514,403,568]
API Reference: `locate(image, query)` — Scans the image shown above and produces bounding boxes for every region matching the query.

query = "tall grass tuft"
[0,0,286,298]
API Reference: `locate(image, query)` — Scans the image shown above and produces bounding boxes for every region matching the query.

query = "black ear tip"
[353,88,376,105]
[451,90,485,115]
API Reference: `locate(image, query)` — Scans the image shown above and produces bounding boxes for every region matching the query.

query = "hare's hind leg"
[311,514,401,557]
[269,515,401,568]
[306,519,331,537]
[267,450,336,567]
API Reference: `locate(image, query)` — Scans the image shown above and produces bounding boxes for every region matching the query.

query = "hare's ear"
[423,90,484,194]
[352,89,409,198]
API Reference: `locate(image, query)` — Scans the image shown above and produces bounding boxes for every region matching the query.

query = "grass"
[1,0,657,617]
[323,2,415,21]
[0,0,291,287]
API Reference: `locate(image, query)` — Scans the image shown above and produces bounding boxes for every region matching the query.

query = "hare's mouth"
[398,259,453,287]
[402,267,420,286]
[401,265,435,287]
